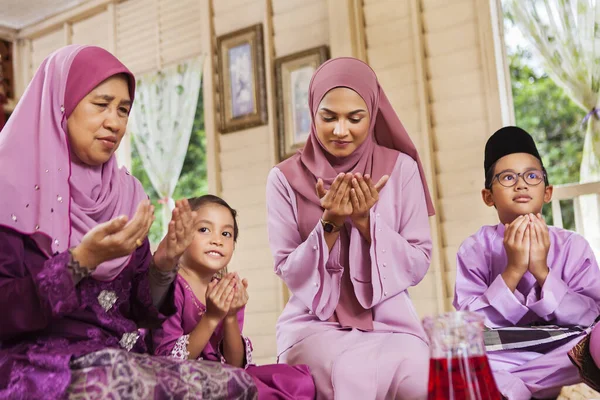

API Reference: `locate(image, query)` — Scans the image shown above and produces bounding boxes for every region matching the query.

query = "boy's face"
[481,152,553,224]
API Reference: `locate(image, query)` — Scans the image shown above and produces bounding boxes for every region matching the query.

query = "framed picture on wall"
[216,23,267,133]
[275,45,329,161]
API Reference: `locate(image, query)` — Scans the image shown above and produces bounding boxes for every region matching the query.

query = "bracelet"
[149,258,180,284]
[67,248,95,279]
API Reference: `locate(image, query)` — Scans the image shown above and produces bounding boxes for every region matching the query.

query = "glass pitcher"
[423,311,501,400]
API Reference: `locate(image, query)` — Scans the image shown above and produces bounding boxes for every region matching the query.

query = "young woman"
[266,57,435,399]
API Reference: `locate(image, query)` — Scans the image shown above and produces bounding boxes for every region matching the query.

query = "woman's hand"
[205,273,236,324]
[349,173,388,222]
[227,274,249,317]
[347,174,388,243]
[71,200,155,270]
[316,173,353,225]
[153,199,201,272]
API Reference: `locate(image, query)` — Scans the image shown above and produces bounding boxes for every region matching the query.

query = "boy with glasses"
[453,126,600,399]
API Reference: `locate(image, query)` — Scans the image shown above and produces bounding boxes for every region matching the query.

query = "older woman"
[266,57,435,399]
[0,45,256,399]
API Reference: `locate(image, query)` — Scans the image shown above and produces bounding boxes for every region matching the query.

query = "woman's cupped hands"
[316,172,389,225]
[73,199,203,272]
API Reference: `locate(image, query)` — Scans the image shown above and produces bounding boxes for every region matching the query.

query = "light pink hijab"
[278,57,435,329]
[0,45,147,281]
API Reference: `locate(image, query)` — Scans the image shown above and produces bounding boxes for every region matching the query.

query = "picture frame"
[216,23,267,133]
[275,45,329,161]
[0,40,14,100]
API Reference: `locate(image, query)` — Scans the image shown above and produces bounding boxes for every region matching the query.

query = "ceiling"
[0,0,89,30]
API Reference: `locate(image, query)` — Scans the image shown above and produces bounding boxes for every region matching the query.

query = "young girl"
[153,195,315,399]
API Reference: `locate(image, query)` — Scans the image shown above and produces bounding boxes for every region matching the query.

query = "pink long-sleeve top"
[454,223,600,328]
[267,153,433,356]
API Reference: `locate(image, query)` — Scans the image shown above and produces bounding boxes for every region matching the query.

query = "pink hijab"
[278,57,435,329]
[0,45,147,281]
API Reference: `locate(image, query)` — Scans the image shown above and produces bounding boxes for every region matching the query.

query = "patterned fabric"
[67,348,258,400]
[485,325,588,352]
[243,336,253,366]
[170,335,190,360]
[0,227,257,399]
[569,334,600,393]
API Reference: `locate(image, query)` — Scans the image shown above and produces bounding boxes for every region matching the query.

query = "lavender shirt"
[267,153,433,355]
[454,223,600,328]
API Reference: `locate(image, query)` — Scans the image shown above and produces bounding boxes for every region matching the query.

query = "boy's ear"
[543,185,553,204]
[482,188,495,207]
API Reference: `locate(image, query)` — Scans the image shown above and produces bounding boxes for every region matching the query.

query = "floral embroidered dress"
[153,274,316,399]
[0,227,257,400]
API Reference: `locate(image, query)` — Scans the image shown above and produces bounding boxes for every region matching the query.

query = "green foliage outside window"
[131,93,208,243]
[509,47,584,229]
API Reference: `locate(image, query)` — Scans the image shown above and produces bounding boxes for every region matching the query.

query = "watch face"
[323,222,334,233]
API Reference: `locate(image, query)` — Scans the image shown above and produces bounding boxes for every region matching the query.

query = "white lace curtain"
[128,56,204,234]
[506,0,600,254]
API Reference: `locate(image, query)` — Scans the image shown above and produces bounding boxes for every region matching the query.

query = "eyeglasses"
[492,169,546,188]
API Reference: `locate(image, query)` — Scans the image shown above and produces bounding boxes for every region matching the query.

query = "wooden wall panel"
[115,0,156,73]
[71,11,110,49]
[271,0,328,57]
[158,0,203,66]
[31,28,64,75]
[422,1,475,34]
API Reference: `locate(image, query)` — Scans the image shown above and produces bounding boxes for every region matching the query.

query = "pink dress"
[267,153,432,400]
[153,274,316,399]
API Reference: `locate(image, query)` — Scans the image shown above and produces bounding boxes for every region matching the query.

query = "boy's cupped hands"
[503,213,550,289]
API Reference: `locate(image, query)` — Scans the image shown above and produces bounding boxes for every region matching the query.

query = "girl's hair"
[187,194,239,241]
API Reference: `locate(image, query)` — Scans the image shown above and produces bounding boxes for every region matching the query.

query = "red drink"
[427,355,501,400]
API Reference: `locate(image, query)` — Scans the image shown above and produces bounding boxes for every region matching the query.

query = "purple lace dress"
[0,226,257,400]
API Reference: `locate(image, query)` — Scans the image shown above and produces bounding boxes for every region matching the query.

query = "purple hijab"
[0,45,147,281]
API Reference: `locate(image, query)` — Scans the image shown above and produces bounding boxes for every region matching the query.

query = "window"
[131,92,207,243]
[503,14,581,229]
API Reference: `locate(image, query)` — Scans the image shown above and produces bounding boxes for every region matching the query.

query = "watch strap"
[320,218,342,233]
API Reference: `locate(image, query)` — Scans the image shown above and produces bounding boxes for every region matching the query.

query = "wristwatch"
[320,218,342,233]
